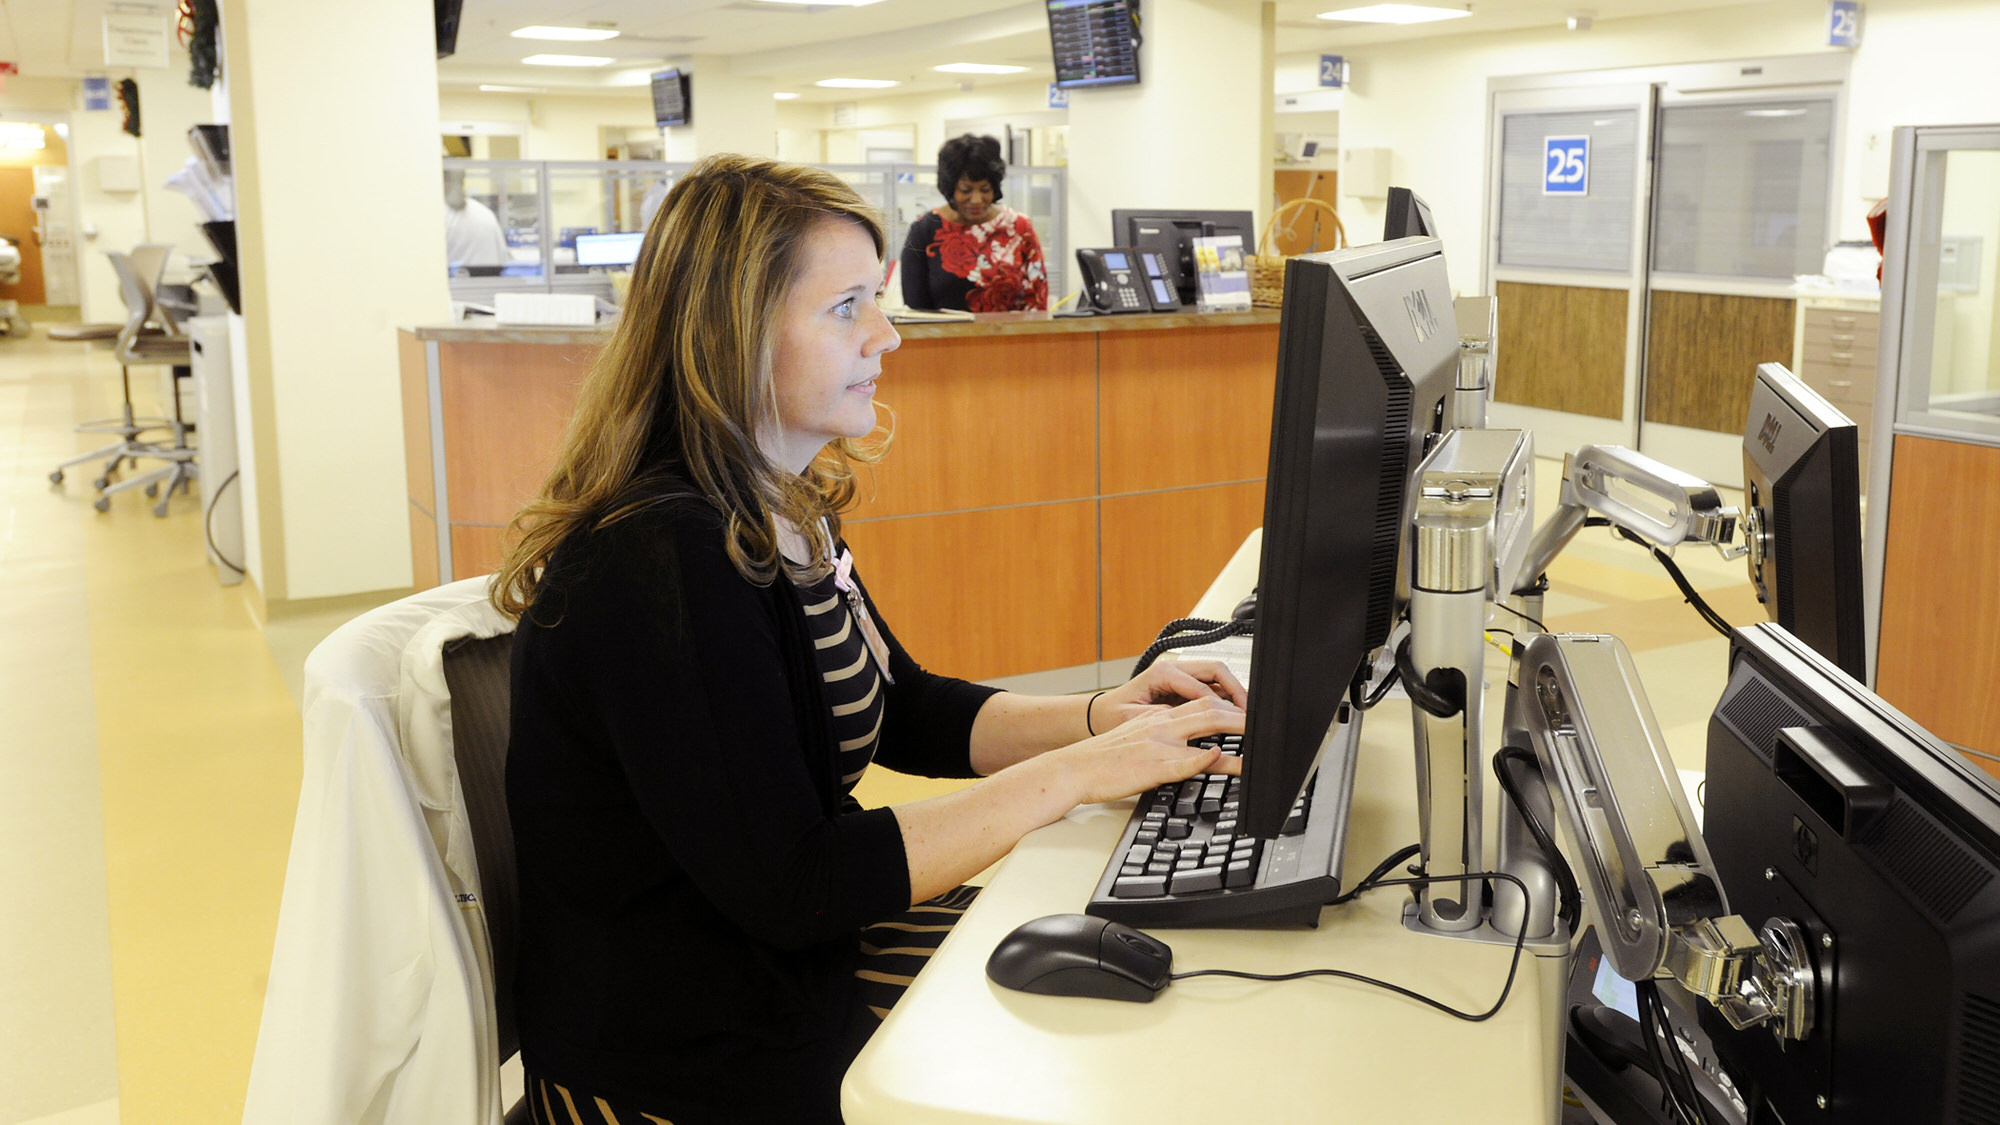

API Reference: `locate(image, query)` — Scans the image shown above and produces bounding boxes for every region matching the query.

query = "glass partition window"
[1926,149,2000,417]
[444,161,544,279]
[1650,99,1835,281]
[545,162,674,273]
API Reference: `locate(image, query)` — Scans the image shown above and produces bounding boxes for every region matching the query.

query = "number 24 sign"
[1544,136,1589,195]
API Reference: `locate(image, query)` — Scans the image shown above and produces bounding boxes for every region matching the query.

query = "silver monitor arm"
[1506,632,1816,1042]
[1514,445,1742,600]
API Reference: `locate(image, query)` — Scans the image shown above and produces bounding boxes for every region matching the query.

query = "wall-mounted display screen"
[1048,0,1141,90]
[651,68,691,127]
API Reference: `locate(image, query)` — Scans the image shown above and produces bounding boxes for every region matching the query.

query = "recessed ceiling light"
[511,25,620,41]
[756,0,887,5]
[0,122,47,150]
[480,84,549,93]
[934,63,1029,75]
[1742,107,1808,117]
[774,91,803,100]
[522,54,617,67]
[1318,4,1471,23]
[815,78,900,88]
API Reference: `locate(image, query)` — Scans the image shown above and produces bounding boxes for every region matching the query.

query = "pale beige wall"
[436,90,655,162]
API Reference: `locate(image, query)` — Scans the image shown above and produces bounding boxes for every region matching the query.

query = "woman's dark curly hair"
[936,133,1006,204]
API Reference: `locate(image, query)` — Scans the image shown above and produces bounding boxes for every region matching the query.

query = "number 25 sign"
[1544,136,1590,196]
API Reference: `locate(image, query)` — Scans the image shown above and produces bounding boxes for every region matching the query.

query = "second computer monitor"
[1238,238,1459,838]
[1742,362,1866,681]
[1112,209,1255,307]
[1383,186,1437,241]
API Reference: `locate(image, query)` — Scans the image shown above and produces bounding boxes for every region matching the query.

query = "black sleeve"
[848,557,1003,779]
[529,509,912,948]
[900,215,936,310]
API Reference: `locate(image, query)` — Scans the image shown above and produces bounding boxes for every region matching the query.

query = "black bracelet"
[1085,690,1109,736]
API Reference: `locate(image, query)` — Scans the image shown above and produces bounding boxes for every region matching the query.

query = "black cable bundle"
[1130,616,1251,677]
[1582,518,1736,637]
[1635,979,1716,1125]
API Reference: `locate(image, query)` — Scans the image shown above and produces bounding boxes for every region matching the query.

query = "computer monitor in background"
[651,68,691,127]
[1239,238,1459,837]
[1112,209,1256,307]
[1383,186,1437,240]
[1742,362,1866,680]
[1702,622,2000,1123]
[574,231,645,269]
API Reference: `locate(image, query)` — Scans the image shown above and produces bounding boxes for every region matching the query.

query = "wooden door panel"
[0,167,47,305]
[1494,281,1625,419]
[1644,291,1795,434]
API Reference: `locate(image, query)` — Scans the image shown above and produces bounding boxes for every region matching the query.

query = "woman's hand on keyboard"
[1090,658,1248,734]
[1051,695,1244,808]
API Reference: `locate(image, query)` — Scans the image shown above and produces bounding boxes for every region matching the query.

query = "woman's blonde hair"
[491,154,888,619]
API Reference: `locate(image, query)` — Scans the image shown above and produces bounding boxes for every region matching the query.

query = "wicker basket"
[1249,197,1348,308]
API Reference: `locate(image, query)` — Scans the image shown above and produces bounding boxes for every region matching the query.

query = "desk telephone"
[1075,247,1181,314]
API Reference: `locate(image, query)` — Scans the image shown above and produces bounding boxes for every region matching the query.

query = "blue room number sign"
[1544,135,1590,195]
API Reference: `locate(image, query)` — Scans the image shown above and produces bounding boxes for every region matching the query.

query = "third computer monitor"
[1742,362,1867,681]
[1383,186,1437,241]
[1238,237,1458,838]
[1112,209,1255,308]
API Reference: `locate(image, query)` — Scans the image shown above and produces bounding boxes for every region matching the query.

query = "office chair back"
[128,243,172,308]
[440,630,520,1062]
[105,252,188,367]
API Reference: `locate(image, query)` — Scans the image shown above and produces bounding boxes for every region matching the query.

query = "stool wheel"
[93,497,111,513]
[49,470,64,485]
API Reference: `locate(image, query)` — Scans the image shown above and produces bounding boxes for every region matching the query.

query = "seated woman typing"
[899,133,1049,312]
[494,154,1242,1125]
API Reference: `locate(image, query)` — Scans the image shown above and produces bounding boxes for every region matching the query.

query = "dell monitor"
[1702,621,2000,1122]
[574,231,645,269]
[1112,210,1256,308]
[1742,362,1866,680]
[651,69,691,128]
[1383,186,1437,241]
[1238,238,1459,837]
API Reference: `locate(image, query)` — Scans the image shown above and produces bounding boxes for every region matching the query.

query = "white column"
[661,57,778,161]
[1064,0,1272,254]
[219,0,449,604]
[67,111,149,324]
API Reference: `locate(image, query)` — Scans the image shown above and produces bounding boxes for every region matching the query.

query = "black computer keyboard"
[1084,729,1359,928]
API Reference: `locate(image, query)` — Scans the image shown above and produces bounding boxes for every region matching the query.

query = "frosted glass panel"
[1651,100,1834,280]
[1497,108,1636,272]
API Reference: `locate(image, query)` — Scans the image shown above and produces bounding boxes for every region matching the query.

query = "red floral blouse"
[899,205,1050,313]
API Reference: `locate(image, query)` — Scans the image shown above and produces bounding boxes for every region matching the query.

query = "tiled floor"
[0,326,1767,1124]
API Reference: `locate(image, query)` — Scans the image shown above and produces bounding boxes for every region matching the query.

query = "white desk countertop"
[842,530,1565,1125]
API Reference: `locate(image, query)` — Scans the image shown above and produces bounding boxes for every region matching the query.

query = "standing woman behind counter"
[900,133,1049,312]
[494,154,1243,1125]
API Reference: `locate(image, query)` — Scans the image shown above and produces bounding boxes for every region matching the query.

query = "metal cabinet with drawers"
[1792,296,1881,495]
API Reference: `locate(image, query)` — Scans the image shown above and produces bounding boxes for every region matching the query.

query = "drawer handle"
[1831,315,1857,326]
[1831,380,1854,390]
[1830,352,1854,363]
[1830,334,1856,345]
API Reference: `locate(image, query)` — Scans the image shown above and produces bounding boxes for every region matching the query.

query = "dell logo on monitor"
[1403,290,1438,343]
[1758,413,1783,454]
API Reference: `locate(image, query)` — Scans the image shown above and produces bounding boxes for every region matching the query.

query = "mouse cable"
[1490,600,1549,633]
[1171,862,1533,1024]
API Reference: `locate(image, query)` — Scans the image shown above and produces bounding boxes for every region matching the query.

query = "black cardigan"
[506,496,1000,1122]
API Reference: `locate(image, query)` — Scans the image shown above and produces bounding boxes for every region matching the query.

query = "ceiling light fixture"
[774,92,803,100]
[755,0,888,6]
[815,78,900,88]
[511,26,620,41]
[1317,4,1471,24]
[934,63,1028,75]
[480,84,548,93]
[1565,9,1594,30]
[522,54,617,67]
[1742,107,1808,117]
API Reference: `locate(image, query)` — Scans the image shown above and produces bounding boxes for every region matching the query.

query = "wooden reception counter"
[398,309,1282,683]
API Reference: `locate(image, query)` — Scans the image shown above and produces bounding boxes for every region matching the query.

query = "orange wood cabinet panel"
[854,333,1097,520]
[409,504,439,591]
[842,502,1099,682]
[1875,434,2000,773]
[1099,482,1266,659]
[1644,291,1796,434]
[1494,281,1626,420]
[449,524,507,585]
[1098,325,1279,496]
[398,333,435,516]
[438,340,595,525]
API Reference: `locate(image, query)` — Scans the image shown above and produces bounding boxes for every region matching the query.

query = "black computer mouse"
[985,913,1173,1002]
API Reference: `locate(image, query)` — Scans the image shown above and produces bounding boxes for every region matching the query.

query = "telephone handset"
[1075,247,1181,314]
